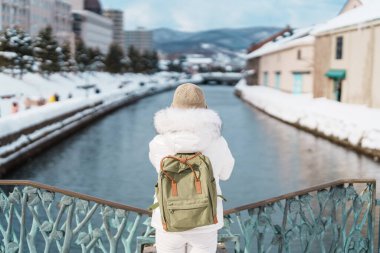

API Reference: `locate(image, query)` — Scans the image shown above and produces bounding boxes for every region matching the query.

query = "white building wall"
[0,0,72,45]
[103,9,125,52]
[0,0,30,33]
[53,0,72,44]
[66,0,83,10]
[30,0,54,36]
[29,0,72,41]
[73,10,112,54]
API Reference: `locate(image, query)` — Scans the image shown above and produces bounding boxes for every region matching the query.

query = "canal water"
[6,86,380,210]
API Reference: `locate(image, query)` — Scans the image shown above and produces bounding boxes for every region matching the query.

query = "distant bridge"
[200,72,242,86]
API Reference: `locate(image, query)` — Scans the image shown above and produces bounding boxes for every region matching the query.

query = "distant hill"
[153,27,281,55]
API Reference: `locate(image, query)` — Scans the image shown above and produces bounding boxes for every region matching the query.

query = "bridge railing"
[0,180,151,253]
[222,179,376,253]
[0,179,377,253]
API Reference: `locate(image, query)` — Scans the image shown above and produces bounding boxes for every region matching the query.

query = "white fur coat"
[149,107,234,233]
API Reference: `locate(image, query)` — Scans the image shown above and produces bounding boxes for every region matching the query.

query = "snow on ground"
[0,71,191,140]
[0,72,189,115]
[0,72,170,116]
[236,79,380,152]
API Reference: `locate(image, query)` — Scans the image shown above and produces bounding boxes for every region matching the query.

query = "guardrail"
[0,179,377,252]
[0,180,151,253]
[222,179,376,252]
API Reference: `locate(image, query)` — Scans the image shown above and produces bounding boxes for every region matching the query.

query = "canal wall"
[0,83,180,176]
[235,80,380,161]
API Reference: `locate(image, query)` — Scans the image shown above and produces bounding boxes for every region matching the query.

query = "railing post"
[376,198,380,253]
[278,199,289,253]
[368,182,375,253]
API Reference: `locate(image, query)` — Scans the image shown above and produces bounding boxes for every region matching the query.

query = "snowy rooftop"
[246,27,314,59]
[313,1,380,34]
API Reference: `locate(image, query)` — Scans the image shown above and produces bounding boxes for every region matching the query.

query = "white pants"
[156,230,217,253]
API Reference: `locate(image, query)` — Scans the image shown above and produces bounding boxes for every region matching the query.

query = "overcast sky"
[101,0,347,31]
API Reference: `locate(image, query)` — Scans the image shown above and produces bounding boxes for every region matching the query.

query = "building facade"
[0,0,72,44]
[125,28,153,53]
[313,1,380,107]
[246,28,315,94]
[0,0,30,32]
[29,0,72,43]
[246,27,292,86]
[103,9,125,52]
[69,0,113,54]
[72,10,112,54]
[67,0,101,14]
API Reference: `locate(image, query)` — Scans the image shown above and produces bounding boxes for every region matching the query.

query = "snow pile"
[236,79,380,152]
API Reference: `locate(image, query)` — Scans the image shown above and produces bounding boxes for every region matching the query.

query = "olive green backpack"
[150,152,218,232]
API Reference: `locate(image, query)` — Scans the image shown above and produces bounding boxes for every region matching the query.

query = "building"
[0,0,29,32]
[125,28,153,53]
[29,0,72,43]
[338,0,364,14]
[245,27,292,85]
[181,54,213,73]
[312,0,380,107]
[72,10,112,54]
[103,9,125,52]
[246,27,315,94]
[69,0,112,54]
[68,0,101,14]
[0,0,72,44]
[247,26,292,54]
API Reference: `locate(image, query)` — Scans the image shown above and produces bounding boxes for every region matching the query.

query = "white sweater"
[149,107,234,234]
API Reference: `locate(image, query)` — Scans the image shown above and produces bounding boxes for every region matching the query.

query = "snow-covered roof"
[246,27,315,59]
[313,1,380,34]
[360,0,376,5]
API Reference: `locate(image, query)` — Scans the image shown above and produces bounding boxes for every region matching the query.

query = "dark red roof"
[247,26,292,53]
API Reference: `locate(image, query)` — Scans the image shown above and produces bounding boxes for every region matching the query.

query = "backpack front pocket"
[166,197,213,230]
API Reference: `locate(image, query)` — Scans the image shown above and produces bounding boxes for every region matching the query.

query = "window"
[275,72,281,89]
[297,49,302,60]
[336,36,343,60]
[263,72,268,86]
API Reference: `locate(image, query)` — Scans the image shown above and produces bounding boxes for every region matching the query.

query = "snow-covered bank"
[0,71,197,174]
[0,72,181,116]
[235,79,380,158]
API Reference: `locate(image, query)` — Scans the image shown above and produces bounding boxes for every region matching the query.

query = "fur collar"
[154,107,222,138]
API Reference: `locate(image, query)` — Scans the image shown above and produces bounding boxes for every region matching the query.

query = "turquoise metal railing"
[0,179,377,252]
[221,179,376,253]
[0,180,152,253]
